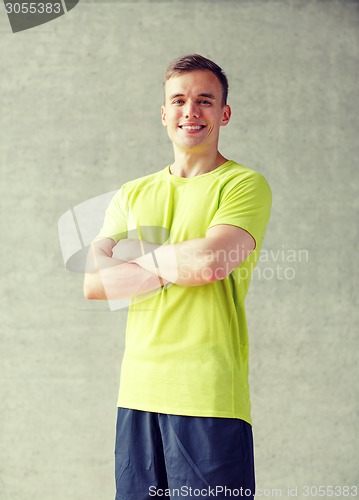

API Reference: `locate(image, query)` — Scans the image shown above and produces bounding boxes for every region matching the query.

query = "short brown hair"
[163,54,229,106]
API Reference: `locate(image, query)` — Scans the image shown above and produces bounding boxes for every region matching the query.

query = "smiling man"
[161,69,231,177]
[84,54,272,500]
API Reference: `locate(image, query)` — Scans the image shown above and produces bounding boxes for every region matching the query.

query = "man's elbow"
[83,281,94,300]
[202,248,254,284]
[198,261,230,284]
[83,273,102,300]
[83,284,95,300]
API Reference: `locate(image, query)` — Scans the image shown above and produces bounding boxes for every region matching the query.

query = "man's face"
[161,70,231,154]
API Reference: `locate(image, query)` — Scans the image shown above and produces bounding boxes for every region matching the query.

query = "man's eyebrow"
[169,92,216,100]
[198,93,216,100]
[169,93,185,100]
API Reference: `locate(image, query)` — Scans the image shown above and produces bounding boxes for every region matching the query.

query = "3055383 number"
[302,485,358,497]
[5,3,61,14]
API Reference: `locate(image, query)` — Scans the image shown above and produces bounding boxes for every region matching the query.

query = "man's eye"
[173,99,184,105]
[199,100,211,105]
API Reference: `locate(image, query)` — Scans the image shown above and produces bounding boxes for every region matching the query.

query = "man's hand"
[111,238,143,262]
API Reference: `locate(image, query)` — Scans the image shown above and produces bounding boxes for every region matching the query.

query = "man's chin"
[174,136,207,149]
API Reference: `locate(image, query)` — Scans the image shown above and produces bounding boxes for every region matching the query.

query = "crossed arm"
[83,224,255,300]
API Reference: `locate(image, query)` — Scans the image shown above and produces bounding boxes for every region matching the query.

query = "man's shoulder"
[220,161,271,188]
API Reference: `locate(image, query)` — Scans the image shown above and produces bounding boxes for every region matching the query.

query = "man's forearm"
[132,237,222,287]
[131,227,254,287]
[84,253,167,300]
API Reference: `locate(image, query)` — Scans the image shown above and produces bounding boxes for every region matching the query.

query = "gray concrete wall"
[1,1,358,499]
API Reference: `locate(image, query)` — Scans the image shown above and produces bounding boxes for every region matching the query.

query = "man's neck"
[169,150,228,178]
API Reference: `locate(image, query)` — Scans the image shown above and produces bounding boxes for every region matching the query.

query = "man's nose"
[184,100,199,118]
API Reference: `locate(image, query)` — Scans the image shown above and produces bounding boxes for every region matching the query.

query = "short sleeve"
[208,173,272,249]
[94,186,128,242]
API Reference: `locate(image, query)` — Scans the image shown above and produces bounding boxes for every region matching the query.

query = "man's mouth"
[179,125,206,130]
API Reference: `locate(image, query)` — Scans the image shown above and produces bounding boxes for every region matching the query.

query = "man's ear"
[161,105,167,127]
[220,105,231,127]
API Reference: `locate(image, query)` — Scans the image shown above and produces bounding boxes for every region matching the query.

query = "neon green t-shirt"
[97,160,272,424]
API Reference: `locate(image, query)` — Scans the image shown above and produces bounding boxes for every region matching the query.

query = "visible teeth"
[181,126,203,130]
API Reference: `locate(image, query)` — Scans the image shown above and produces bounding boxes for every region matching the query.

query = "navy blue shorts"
[114,408,255,500]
